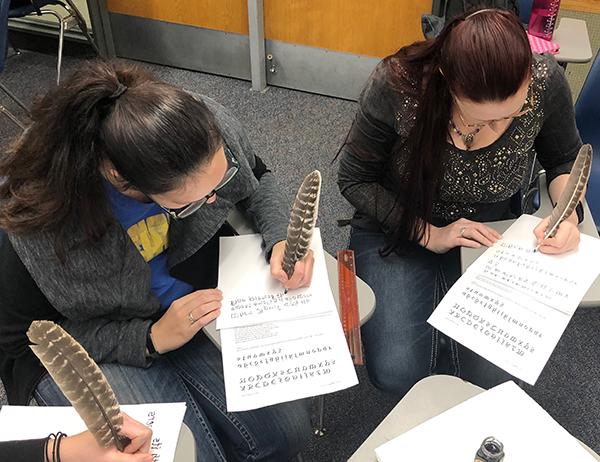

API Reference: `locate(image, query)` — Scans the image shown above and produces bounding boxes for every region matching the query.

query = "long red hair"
[383,8,532,254]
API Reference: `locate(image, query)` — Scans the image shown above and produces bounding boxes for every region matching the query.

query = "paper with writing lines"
[429,214,600,384]
[217,229,332,329]
[218,228,357,411]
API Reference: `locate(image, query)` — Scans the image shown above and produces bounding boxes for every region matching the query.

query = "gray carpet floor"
[2,48,600,461]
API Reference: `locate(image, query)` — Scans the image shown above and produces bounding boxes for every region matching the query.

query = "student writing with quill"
[0,60,314,462]
[337,9,586,398]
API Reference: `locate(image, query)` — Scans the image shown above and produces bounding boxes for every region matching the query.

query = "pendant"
[463,133,474,149]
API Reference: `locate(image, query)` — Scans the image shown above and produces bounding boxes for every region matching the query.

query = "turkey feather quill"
[543,144,592,241]
[27,320,129,451]
[282,170,322,279]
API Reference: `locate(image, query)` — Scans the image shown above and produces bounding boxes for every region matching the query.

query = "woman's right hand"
[151,289,222,354]
[54,412,153,462]
[423,218,502,254]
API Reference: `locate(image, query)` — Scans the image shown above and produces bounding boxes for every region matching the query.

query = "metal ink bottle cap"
[474,436,505,462]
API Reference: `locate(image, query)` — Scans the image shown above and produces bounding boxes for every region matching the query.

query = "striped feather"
[27,320,128,450]
[282,170,322,278]
[545,144,592,239]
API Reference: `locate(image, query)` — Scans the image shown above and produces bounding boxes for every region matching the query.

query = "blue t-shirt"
[105,182,193,309]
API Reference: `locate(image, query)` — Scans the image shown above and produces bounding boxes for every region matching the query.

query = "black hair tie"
[108,82,128,100]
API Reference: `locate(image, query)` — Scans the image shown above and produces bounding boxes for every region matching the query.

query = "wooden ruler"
[337,249,364,365]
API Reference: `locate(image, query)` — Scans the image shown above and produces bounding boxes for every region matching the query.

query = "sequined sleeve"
[337,60,408,232]
[534,54,582,185]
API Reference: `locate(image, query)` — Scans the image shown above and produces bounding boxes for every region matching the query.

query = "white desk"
[202,209,377,348]
[174,423,196,462]
[349,375,600,461]
[460,172,600,308]
[554,18,593,64]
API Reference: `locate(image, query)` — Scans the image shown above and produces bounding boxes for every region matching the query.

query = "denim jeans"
[350,229,513,397]
[34,332,311,462]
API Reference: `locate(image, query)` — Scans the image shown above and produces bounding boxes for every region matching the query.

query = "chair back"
[576,52,600,230]
[518,0,533,24]
[0,0,11,73]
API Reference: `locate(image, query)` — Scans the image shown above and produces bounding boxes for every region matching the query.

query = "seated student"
[0,412,152,462]
[337,9,584,396]
[0,60,314,462]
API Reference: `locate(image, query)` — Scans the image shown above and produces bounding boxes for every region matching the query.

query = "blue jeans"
[351,229,513,397]
[34,332,311,462]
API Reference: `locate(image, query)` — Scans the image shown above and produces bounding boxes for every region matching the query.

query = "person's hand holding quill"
[533,144,592,254]
[270,170,321,293]
[26,321,152,462]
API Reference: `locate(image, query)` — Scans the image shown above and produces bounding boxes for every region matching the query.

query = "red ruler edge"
[337,249,364,365]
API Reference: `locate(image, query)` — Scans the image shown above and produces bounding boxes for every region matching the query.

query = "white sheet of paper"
[375,381,596,462]
[217,228,332,329]
[221,311,359,412]
[429,214,600,384]
[0,402,186,462]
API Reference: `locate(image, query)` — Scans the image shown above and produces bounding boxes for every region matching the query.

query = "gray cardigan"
[8,95,289,369]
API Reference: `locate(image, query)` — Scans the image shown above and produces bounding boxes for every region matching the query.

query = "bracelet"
[44,432,67,462]
[146,323,160,359]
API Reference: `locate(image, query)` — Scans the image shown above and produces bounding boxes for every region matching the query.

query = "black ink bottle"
[474,436,504,462]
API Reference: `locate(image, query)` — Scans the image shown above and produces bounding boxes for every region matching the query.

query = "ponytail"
[0,60,222,257]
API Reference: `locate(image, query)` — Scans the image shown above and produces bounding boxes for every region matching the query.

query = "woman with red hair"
[338,9,583,395]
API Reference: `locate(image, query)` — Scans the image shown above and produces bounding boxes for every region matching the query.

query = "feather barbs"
[544,144,593,240]
[282,170,322,279]
[27,320,128,451]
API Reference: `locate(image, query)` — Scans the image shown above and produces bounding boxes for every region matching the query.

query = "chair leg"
[61,0,100,55]
[313,395,326,437]
[8,37,21,56]
[37,10,64,85]
[0,82,28,113]
[0,104,25,130]
[57,19,66,85]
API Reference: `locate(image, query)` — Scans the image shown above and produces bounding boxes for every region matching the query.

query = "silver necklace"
[449,119,481,151]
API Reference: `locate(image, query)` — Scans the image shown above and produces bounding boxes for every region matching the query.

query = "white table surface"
[348,375,600,461]
[173,423,195,462]
[554,18,593,64]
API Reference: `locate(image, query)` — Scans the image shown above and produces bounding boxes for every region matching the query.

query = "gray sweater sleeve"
[238,160,289,254]
[337,61,404,233]
[534,55,583,185]
[10,228,158,368]
[60,318,152,368]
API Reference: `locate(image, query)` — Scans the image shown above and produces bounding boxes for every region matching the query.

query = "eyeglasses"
[154,146,239,220]
[455,81,536,128]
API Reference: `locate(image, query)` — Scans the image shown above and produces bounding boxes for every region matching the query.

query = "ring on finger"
[188,311,197,325]
[459,226,467,238]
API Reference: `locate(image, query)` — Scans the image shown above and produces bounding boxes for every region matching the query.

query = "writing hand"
[52,412,152,462]
[269,240,315,291]
[533,216,580,254]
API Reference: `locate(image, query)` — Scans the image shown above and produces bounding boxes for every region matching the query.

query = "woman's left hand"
[269,241,315,291]
[533,216,580,254]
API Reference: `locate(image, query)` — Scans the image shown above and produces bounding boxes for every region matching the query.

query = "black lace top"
[338,53,582,232]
